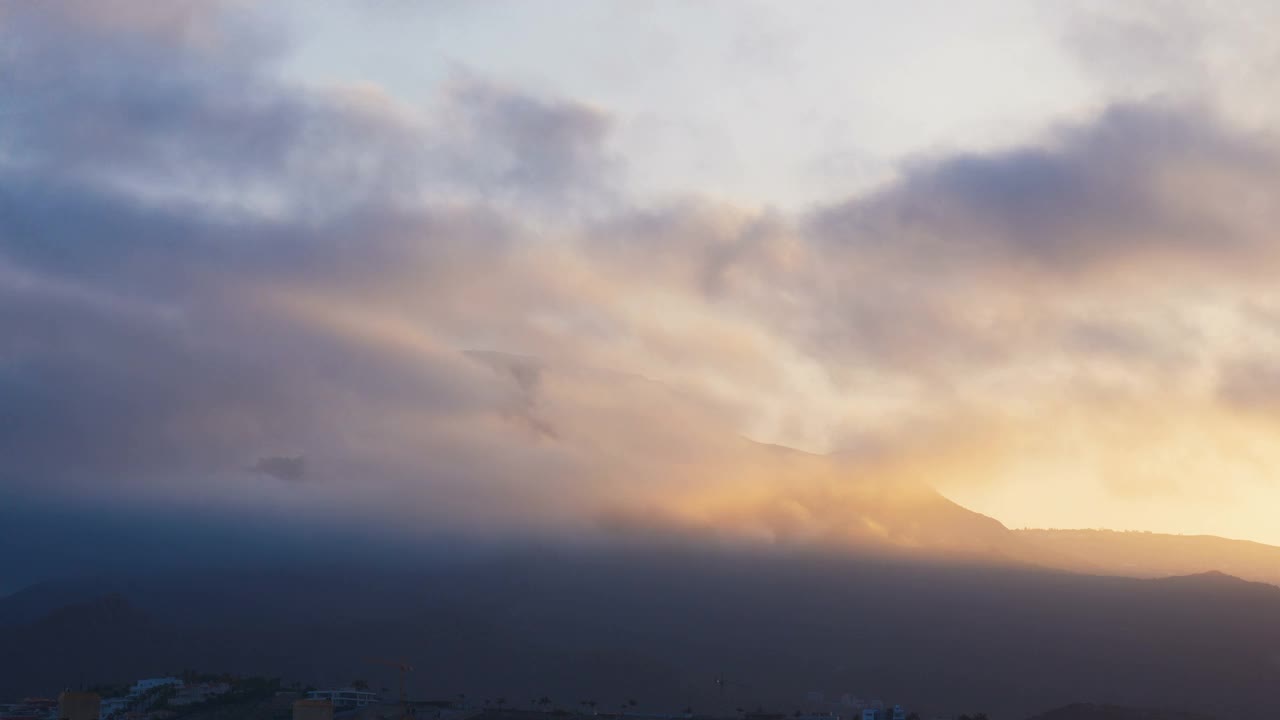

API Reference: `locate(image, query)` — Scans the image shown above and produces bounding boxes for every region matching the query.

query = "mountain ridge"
[1015,528,1280,587]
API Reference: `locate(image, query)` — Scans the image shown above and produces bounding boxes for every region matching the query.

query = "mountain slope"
[1015,529,1280,586]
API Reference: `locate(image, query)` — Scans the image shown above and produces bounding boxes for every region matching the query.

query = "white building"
[306,689,379,708]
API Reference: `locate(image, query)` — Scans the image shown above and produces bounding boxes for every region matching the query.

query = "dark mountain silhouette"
[0,577,117,626]
[30,592,149,631]
[1025,703,1216,720]
[0,591,177,696]
[4,547,1280,719]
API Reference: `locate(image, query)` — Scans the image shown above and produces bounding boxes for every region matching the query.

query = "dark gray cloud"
[250,455,307,483]
[436,76,617,205]
[813,102,1279,276]
[0,1,303,188]
[559,102,1280,386]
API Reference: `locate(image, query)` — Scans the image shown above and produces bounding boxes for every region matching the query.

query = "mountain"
[0,577,119,627]
[10,351,1280,606]
[0,591,177,695]
[1025,704,1216,720]
[1015,529,1280,587]
[29,592,150,632]
[4,548,1280,719]
[463,353,1280,587]
[465,350,1030,563]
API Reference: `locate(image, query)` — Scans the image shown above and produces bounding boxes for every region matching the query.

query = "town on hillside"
[0,675,945,720]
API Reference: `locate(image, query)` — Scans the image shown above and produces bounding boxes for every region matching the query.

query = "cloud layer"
[5,0,1280,559]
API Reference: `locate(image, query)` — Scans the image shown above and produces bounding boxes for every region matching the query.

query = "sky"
[5,0,1280,581]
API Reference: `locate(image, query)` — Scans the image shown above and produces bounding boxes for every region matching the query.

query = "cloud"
[1061,1,1280,129]
[813,102,1280,278]
[6,0,1280,564]
[1217,359,1280,416]
[250,455,307,483]
[431,75,618,206]
[0,2,616,220]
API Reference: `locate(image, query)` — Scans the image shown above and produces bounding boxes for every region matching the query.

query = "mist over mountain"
[7,351,1280,720]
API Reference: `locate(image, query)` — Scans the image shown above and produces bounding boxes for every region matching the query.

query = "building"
[293,700,334,720]
[128,680,181,697]
[58,692,100,720]
[860,706,907,720]
[305,690,378,709]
